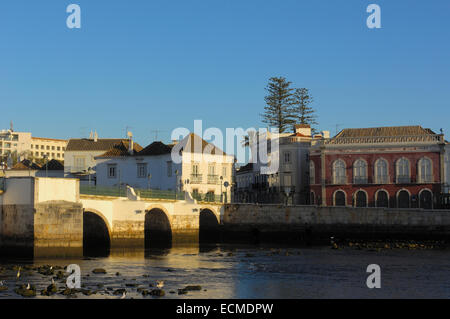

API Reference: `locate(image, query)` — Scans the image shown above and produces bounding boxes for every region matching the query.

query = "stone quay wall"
[222,204,450,242]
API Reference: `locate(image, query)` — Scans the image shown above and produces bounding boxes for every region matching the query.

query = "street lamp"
[284,186,291,206]
[224,181,230,203]
[220,175,223,202]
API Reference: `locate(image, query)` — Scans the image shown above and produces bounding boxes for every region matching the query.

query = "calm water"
[1,244,450,299]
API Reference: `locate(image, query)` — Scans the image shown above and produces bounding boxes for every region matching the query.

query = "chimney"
[127,131,134,155]
[94,130,98,142]
[295,124,311,137]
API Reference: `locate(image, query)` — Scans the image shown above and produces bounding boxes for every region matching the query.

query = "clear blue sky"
[0,0,449,146]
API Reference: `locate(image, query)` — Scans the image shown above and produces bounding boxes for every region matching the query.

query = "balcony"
[418,175,433,183]
[374,175,389,184]
[396,175,411,184]
[353,177,368,184]
[190,174,202,184]
[207,174,219,184]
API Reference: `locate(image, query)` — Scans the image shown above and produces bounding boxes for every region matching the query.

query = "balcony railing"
[353,177,368,184]
[333,177,347,185]
[80,185,185,200]
[190,174,202,184]
[207,174,219,184]
[374,175,389,184]
[418,175,433,183]
[396,175,411,184]
[191,192,222,203]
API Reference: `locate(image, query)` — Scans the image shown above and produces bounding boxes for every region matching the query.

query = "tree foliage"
[292,88,318,133]
[261,77,296,133]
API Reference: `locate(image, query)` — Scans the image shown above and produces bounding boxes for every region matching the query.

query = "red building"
[309,126,446,209]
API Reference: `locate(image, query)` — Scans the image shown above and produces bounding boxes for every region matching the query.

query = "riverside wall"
[221,204,450,243]
[0,177,83,257]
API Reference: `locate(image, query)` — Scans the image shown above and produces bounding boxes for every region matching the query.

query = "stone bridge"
[80,191,223,250]
[0,177,224,257]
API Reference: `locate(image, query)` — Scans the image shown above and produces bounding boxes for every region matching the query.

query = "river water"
[0,244,449,299]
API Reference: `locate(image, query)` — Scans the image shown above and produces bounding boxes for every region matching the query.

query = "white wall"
[64,150,105,173]
[1,177,34,205]
[34,178,79,203]
[96,154,180,191]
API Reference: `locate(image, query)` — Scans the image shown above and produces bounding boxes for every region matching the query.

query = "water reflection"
[1,245,450,298]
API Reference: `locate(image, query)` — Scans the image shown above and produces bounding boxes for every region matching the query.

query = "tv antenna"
[151,129,166,141]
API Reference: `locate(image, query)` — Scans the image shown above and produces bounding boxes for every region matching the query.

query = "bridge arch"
[145,205,173,248]
[199,206,220,243]
[83,208,111,255]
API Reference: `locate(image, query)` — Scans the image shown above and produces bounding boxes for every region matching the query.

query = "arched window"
[397,190,410,208]
[333,160,346,184]
[418,158,433,183]
[396,158,410,183]
[374,159,389,184]
[375,190,389,208]
[353,159,368,184]
[354,190,367,207]
[309,161,315,185]
[419,189,433,209]
[334,190,346,206]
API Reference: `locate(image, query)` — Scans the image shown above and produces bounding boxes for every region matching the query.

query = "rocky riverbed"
[0,243,449,299]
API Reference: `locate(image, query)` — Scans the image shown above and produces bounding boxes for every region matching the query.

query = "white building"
[64,134,142,184]
[30,137,67,161]
[0,126,67,166]
[235,124,328,204]
[95,133,235,202]
[0,129,32,162]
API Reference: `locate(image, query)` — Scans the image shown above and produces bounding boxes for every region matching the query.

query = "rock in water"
[149,289,165,297]
[92,268,107,274]
[183,285,202,291]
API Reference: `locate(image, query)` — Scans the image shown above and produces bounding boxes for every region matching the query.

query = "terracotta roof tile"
[39,159,64,171]
[335,125,435,138]
[97,141,143,157]
[137,141,173,156]
[66,138,129,151]
[12,159,41,170]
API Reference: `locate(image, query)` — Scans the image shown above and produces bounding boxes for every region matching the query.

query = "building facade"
[95,133,235,202]
[234,125,327,204]
[64,135,140,184]
[0,127,67,166]
[309,126,446,209]
[0,129,32,161]
[30,137,67,161]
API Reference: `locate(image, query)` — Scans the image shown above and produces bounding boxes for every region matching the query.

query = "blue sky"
[0,0,449,146]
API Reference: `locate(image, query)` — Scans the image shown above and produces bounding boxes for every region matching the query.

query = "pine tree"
[292,88,318,134]
[261,77,296,133]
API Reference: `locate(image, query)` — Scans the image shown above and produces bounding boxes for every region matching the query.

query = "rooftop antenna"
[151,129,166,141]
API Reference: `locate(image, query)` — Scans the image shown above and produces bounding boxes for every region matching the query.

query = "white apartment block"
[0,129,31,159]
[30,137,67,160]
[0,127,67,165]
